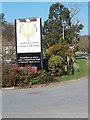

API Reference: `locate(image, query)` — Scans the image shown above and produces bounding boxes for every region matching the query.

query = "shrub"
[48,55,63,75]
[27,70,57,85]
[2,64,57,87]
[37,71,56,84]
[2,64,20,87]
[2,64,35,87]
[73,62,80,72]
[45,43,73,76]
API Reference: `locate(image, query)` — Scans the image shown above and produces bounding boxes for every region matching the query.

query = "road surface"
[2,78,88,118]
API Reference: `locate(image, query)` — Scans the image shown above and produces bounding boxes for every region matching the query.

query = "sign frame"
[15,18,43,70]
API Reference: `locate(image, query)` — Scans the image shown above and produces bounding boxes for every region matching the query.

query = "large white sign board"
[16,18,41,53]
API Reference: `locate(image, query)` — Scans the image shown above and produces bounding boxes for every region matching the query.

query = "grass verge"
[57,57,88,82]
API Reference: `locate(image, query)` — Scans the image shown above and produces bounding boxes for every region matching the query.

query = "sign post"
[15,18,43,70]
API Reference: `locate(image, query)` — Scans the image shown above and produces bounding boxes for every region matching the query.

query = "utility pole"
[62,21,70,40]
[62,20,66,40]
[63,24,65,40]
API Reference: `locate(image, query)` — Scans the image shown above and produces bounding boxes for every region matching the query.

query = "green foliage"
[43,2,84,50]
[45,43,73,76]
[45,43,72,60]
[48,55,63,73]
[27,71,57,85]
[57,58,88,81]
[73,62,80,72]
[43,2,71,49]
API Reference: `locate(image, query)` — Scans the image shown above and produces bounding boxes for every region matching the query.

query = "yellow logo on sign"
[20,22,38,39]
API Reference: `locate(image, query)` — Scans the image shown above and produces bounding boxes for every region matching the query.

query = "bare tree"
[68,3,82,24]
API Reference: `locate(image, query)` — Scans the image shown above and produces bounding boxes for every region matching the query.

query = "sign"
[15,18,43,69]
[17,53,41,66]
[16,18,41,53]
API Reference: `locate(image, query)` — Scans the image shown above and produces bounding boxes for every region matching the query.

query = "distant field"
[57,57,88,81]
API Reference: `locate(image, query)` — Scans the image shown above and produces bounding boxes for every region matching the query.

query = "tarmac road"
[2,77,88,118]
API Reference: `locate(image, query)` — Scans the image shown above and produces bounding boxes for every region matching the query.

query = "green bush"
[48,55,63,75]
[38,71,56,84]
[27,71,57,85]
[58,65,67,76]
[45,43,73,76]
[73,62,80,72]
